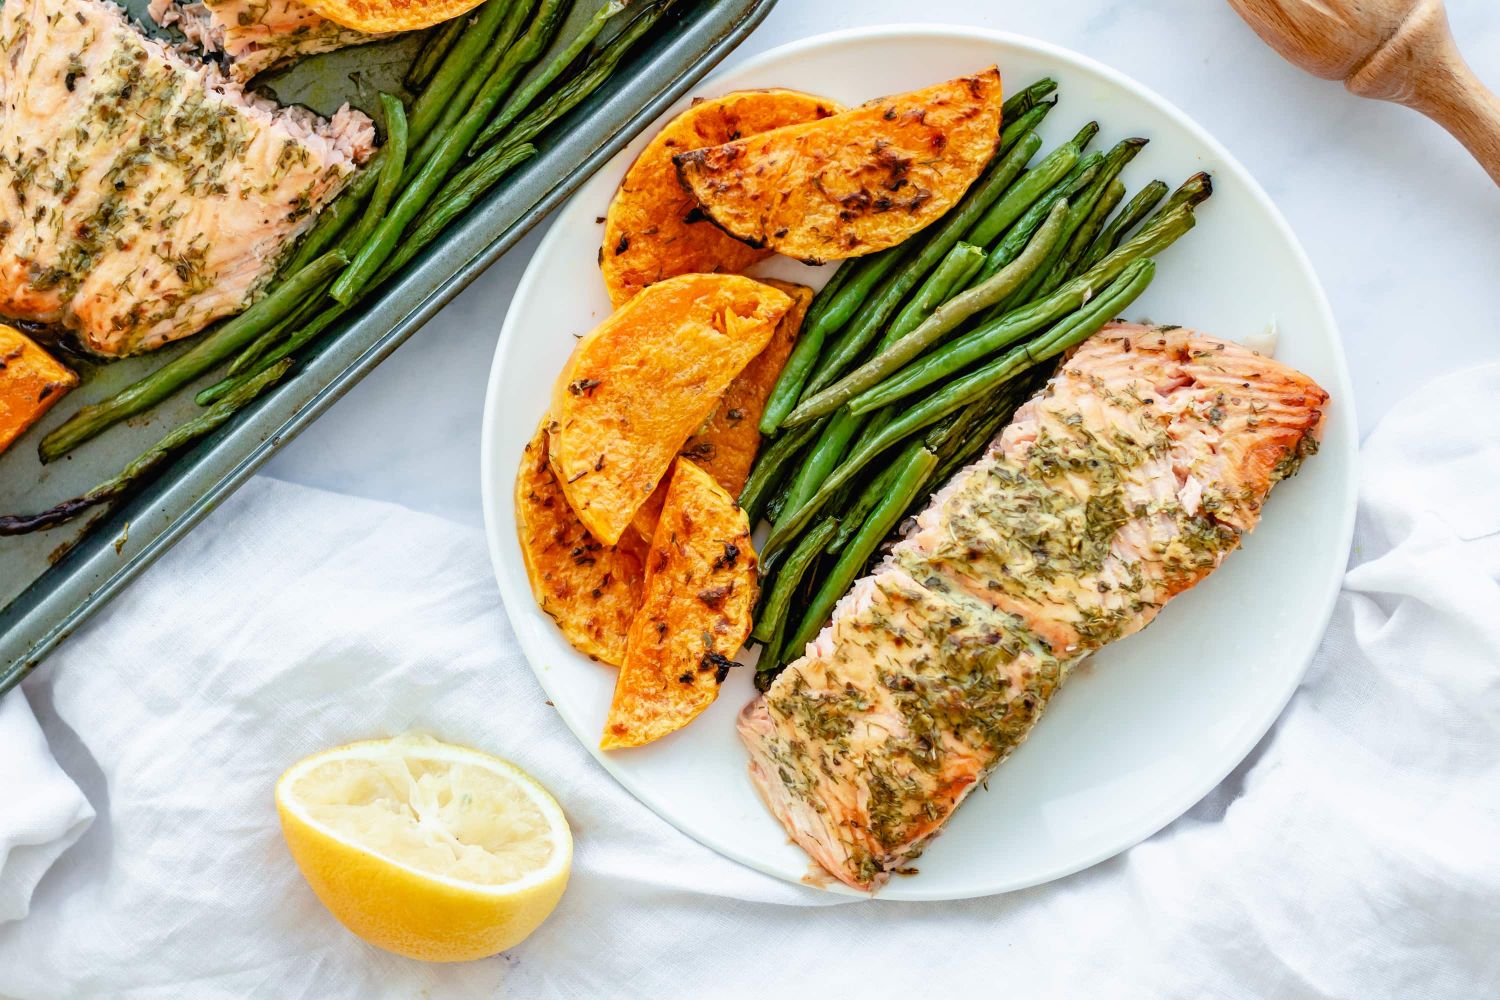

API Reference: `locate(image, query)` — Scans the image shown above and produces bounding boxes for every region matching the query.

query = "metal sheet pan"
[0,0,778,694]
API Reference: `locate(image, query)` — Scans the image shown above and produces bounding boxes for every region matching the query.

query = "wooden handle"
[1346,0,1500,185]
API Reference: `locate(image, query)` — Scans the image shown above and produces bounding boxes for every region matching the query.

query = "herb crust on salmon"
[0,0,373,356]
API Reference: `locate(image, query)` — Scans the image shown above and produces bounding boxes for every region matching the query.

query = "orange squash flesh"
[515,422,647,666]
[0,324,77,456]
[674,68,1004,263]
[601,89,842,307]
[602,458,756,749]
[629,279,812,542]
[547,273,791,546]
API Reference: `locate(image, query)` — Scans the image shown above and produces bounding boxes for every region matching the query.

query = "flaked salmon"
[739,324,1328,890]
[150,0,388,82]
[0,0,373,355]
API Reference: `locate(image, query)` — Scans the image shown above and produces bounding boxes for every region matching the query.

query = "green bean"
[1000,77,1057,126]
[973,146,1104,282]
[781,444,938,660]
[469,0,668,162]
[439,0,662,193]
[763,474,794,525]
[758,250,904,434]
[992,148,1120,310]
[964,136,1073,249]
[408,0,520,142]
[405,0,540,177]
[805,251,906,338]
[405,17,466,91]
[798,261,852,333]
[224,281,328,378]
[39,252,346,462]
[1077,179,1168,272]
[929,377,1034,484]
[1025,139,1145,300]
[1154,171,1213,219]
[3,362,294,535]
[1070,120,1101,154]
[931,399,1008,485]
[282,0,517,274]
[751,516,838,648]
[470,0,630,153]
[196,302,350,407]
[329,0,587,305]
[771,407,861,547]
[280,181,364,278]
[340,94,410,262]
[198,145,539,406]
[783,199,1068,425]
[767,260,1157,551]
[849,205,1195,415]
[999,99,1055,156]
[1049,177,1123,286]
[740,417,822,522]
[794,253,914,402]
[975,152,1104,319]
[826,458,902,552]
[883,242,984,348]
[923,391,983,458]
[373,144,540,282]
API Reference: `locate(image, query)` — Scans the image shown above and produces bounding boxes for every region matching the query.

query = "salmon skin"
[738,324,1328,891]
[150,0,388,83]
[0,0,373,356]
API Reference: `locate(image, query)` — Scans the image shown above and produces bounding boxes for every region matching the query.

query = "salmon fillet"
[150,0,388,83]
[738,324,1328,890]
[0,0,374,355]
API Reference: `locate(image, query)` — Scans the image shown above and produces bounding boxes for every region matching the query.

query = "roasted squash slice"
[301,0,483,34]
[515,422,647,666]
[674,68,1004,263]
[601,89,842,307]
[602,458,756,749]
[548,273,791,546]
[629,279,813,541]
[0,324,77,455]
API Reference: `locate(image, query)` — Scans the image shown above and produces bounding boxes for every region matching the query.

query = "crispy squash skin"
[601,90,842,307]
[673,68,1004,263]
[547,273,791,546]
[0,324,77,455]
[601,458,756,749]
[515,422,647,666]
[629,279,813,542]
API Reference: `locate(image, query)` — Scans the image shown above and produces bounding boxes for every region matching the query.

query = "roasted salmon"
[150,0,387,82]
[738,324,1328,890]
[0,0,373,355]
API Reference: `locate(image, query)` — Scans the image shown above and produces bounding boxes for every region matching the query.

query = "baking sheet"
[0,0,778,693]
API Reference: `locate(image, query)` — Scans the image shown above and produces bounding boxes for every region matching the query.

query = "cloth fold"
[1,364,1497,999]
[0,692,92,923]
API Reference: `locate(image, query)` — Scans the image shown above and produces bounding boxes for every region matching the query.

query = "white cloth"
[0,693,91,923]
[2,364,1498,999]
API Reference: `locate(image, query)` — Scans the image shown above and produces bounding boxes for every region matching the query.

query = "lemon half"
[276,734,571,962]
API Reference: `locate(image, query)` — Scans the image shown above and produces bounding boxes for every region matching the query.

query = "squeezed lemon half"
[276,734,571,962]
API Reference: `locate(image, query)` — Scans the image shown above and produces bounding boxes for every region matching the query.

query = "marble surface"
[264,0,1500,529]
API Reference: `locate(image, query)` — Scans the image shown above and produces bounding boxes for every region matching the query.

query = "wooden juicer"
[1228,0,1500,184]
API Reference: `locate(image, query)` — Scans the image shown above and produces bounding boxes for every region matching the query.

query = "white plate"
[480,25,1357,900]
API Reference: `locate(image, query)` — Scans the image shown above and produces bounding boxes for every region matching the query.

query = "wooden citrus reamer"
[1227,0,1500,185]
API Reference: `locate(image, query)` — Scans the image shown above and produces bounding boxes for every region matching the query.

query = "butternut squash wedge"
[674,68,1004,263]
[548,273,791,546]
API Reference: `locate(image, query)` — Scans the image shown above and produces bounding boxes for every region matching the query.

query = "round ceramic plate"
[480,26,1357,900]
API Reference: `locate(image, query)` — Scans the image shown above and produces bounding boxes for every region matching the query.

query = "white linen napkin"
[1,363,1497,999]
[0,692,92,923]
